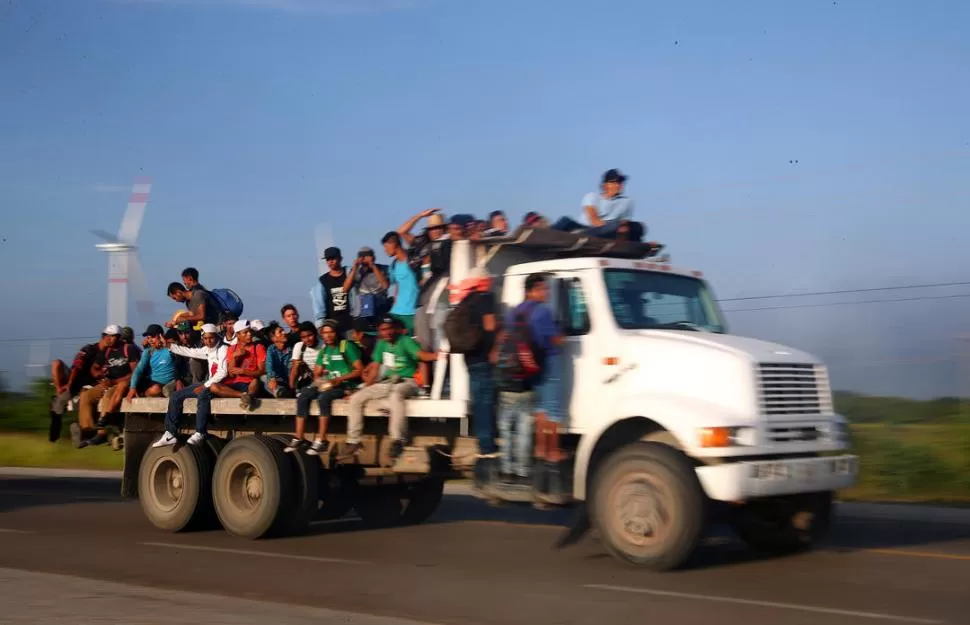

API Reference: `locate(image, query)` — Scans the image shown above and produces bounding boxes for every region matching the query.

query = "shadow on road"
[0,477,121,515]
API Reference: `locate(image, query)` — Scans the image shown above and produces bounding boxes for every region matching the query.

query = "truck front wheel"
[591,442,706,571]
[730,491,833,554]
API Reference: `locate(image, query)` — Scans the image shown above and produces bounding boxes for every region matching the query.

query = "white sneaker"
[186,432,205,446]
[283,438,303,453]
[152,432,177,448]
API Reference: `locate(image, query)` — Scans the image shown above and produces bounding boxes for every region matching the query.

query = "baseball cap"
[602,168,628,184]
[121,327,134,343]
[357,246,375,257]
[250,319,265,331]
[164,328,180,342]
[378,315,396,327]
[175,321,193,332]
[200,324,220,335]
[321,319,340,331]
[232,319,251,334]
[323,246,341,260]
[102,324,121,336]
[142,324,165,337]
[450,214,475,227]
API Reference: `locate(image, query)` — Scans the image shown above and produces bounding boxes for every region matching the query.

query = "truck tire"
[353,486,404,528]
[138,443,213,532]
[590,442,706,571]
[270,435,321,534]
[401,477,444,525]
[730,491,833,554]
[212,436,295,539]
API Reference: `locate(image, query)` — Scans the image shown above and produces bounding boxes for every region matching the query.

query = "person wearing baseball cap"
[345,245,389,330]
[317,247,354,339]
[174,321,205,385]
[49,326,122,446]
[206,319,266,412]
[153,323,229,448]
[343,315,439,461]
[551,168,644,242]
[126,324,180,402]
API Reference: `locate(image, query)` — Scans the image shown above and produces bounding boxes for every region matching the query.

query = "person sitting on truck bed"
[153,323,229,448]
[74,328,140,448]
[285,319,364,456]
[126,324,180,401]
[279,304,303,348]
[344,316,439,460]
[350,317,376,367]
[176,322,207,384]
[50,329,114,420]
[209,319,266,411]
[289,319,323,407]
[551,169,644,242]
[220,311,239,346]
[264,322,294,398]
[485,210,509,237]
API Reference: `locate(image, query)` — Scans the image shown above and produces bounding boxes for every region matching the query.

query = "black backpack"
[495,306,542,393]
[444,294,484,354]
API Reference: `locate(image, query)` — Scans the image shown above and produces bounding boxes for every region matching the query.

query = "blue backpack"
[208,288,244,322]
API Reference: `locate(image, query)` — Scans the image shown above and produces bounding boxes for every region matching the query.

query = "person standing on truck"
[345,246,390,331]
[318,247,354,339]
[382,232,420,336]
[344,316,439,460]
[153,323,228,448]
[285,319,364,456]
[517,273,567,466]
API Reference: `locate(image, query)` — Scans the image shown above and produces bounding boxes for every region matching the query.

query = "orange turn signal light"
[602,357,620,366]
[698,427,732,448]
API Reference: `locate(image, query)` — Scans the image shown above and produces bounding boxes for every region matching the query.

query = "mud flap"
[555,502,591,549]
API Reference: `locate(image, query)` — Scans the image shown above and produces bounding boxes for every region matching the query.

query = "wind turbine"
[91,177,155,327]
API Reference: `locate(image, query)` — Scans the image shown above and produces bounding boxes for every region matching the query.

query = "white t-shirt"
[292,341,322,369]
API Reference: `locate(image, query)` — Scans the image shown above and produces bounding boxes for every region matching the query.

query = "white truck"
[119,227,858,571]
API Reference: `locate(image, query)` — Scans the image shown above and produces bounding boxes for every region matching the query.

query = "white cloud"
[109,0,431,15]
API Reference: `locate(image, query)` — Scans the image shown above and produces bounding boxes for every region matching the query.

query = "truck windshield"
[604,269,726,333]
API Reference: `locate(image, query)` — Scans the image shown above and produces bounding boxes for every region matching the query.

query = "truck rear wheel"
[270,435,321,534]
[591,442,705,571]
[212,436,295,539]
[730,491,833,554]
[138,443,213,532]
[401,477,444,525]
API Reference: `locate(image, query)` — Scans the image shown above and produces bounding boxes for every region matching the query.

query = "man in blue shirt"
[126,324,179,400]
[551,169,644,241]
[382,231,419,335]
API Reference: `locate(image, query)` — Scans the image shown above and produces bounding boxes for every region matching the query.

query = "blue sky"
[1,0,968,397]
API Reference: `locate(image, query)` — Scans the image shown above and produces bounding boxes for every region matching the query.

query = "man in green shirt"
[284,319,363,456]
[345,316,438,460]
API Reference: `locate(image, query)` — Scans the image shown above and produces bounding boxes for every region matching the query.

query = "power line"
[723,292,970,313]
[718,281,970,302]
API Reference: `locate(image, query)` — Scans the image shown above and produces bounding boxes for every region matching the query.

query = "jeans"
[468,361,497,455]
[296,385,345,418]
[347,378,418,444]
[498,391,535,478]
[536,351,565,424]
[165,383,209,435]
[551,216,645,242]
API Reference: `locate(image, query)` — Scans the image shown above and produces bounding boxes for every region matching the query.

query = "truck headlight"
[697,426,757,448]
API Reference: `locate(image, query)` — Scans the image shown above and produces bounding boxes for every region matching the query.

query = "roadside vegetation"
[1,377,968,500]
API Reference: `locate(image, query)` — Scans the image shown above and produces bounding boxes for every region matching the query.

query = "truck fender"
[572,393,750,501]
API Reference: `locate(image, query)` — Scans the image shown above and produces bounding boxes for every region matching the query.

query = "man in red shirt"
[208,319,266,410]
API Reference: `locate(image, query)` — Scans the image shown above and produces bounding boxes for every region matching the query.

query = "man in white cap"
[153,324,229,447]
[208,319,266,411]
[58,326,124,448]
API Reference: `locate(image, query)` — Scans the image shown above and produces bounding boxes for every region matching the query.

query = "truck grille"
[756,363,833,417]
[766,424,823,443]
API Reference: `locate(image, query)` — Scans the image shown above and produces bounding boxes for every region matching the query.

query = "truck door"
[549,273,600,433]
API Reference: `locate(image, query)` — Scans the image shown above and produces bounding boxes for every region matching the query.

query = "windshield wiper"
[652,321,708,332]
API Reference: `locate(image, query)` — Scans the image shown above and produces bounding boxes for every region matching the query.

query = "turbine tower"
[91,177,155,327]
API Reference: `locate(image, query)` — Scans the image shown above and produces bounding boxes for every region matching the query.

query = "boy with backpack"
[494,273,565,489]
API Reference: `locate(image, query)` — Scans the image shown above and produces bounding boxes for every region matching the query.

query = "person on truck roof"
[153,323,229,448]
[344,316,439,461]
[485,210,509,237]
[285,319,364,457]
[551,169,644,242]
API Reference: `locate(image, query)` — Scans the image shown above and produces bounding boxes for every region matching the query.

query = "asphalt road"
[1,473,969,625]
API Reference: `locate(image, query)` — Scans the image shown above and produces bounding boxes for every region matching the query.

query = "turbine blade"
[117,177,152,245]
[128,252,155,315]
[91,229,120,244]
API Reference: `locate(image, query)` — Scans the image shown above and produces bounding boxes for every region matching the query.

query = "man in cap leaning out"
[153,324,229,447]
[126,324,179,401]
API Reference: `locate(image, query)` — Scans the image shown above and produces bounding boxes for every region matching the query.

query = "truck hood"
[628,330,822,365]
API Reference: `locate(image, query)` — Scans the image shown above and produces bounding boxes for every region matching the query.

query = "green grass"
[0,433,123,471]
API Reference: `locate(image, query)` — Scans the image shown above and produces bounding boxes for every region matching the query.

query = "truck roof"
[503,256,702,279]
